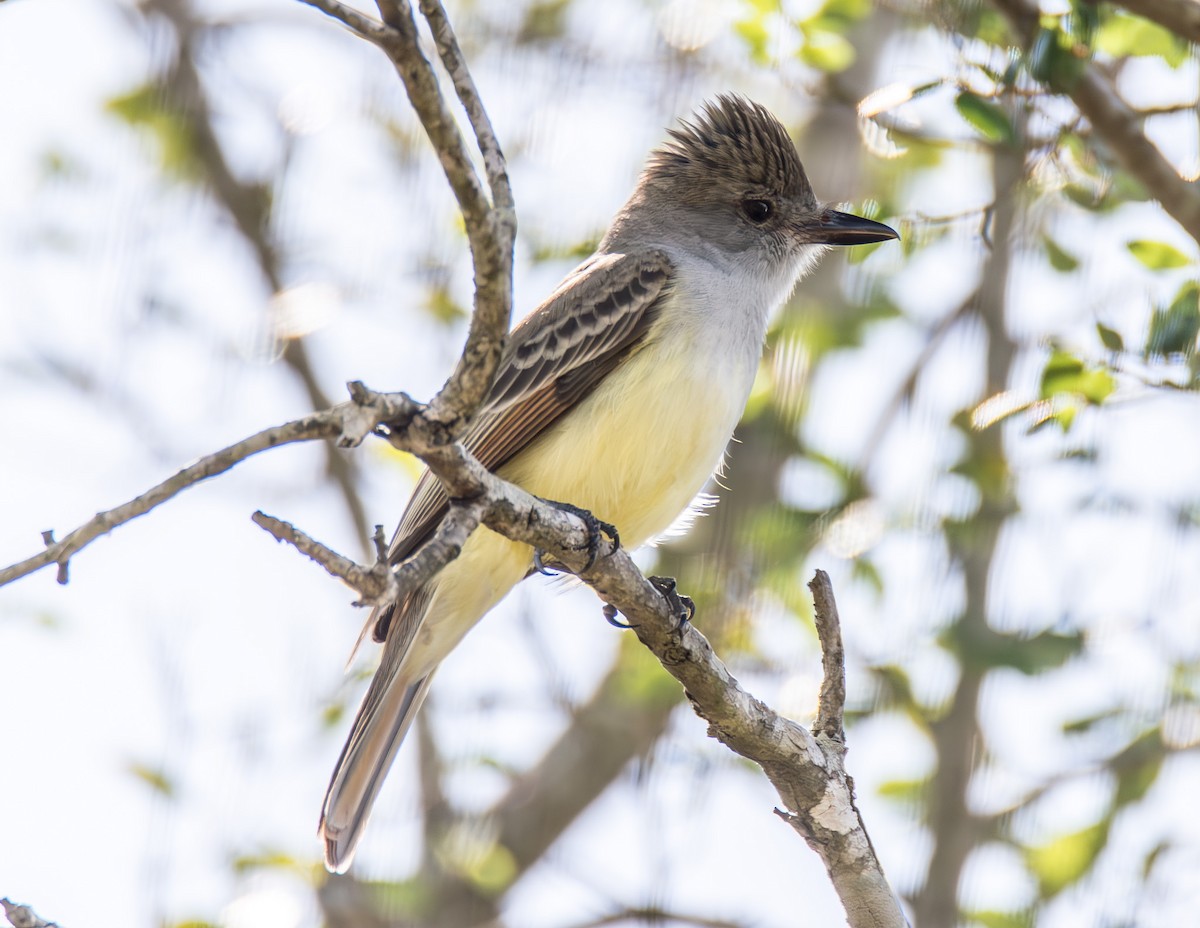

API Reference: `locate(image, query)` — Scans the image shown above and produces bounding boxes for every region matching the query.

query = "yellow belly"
[403,340,746,678]
[501,342,740,545]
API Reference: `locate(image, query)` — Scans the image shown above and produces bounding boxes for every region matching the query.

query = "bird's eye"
[742,199,773,223]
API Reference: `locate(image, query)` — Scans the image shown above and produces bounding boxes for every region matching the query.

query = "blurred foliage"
[13,0,1200,925]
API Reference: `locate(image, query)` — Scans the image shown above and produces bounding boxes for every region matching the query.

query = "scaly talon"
[649,576,695,632]
[532,548,557,576]
[602,602,634,629]
[538,499,620,572]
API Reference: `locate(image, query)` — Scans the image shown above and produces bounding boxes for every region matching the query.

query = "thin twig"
[418,0,513,212]
[1,899,59,928]
[253,499,483,608]
[295,0,391,40]
[809,569,846,740]
[0,387,420,589]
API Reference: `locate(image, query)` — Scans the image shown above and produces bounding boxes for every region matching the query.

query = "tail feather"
[320,672,436,873]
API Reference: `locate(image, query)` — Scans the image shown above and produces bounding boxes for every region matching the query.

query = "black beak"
[812,210,899,246]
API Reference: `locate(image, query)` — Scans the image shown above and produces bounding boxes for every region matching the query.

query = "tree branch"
[0,387,418,589]
[811,569,846,740]
[991,0,1200,244]
[257,466,906,927]
[146,0,374,551]
[1109,0,1200,45]
[297,0,514,429]
[1,899,58,928]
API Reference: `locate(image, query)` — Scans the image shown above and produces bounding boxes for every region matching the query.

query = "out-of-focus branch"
[489,647,679,878]
[912,111,1025,928]
[143,0,373,550]
[561,909,752,928]
[2,898,59,928]
[1109,0,1200,44]
[991,0,1200,244]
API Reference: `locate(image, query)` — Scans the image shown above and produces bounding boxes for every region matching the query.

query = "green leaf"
[1096,323,1124,352]
[1146,283,1200,358]
[424,284,467,324]
[463,842,518,895]
[1062,708,1122,735]
[231,850,304,874]
[1096,13,1188,67]
[966,910,1035,928]
[818,0,872,25]
[799,29,856,73]
[106,84,198,180]
[1112,729,1165,806]
[1043,236,1079,272]
[1040,349,1115,405]
[734,16,771,65]
[852,556,884,595]
[1025,821,1109,896]
[1027,24,1085,90]
[127,762,176,798]
[955,92,1015,145]
[516,0,570,42]
[1128,240,1192,270]
[877,777,929,804]
[940,623,1084,675]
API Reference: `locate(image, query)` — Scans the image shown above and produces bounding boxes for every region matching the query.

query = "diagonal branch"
[250,453,904,927]
[296,0,514,443]
[1,898,58,928]
[417,0,513,213]
[0,387,418,589]
[991,0,1200,243]
[145,0,373,551]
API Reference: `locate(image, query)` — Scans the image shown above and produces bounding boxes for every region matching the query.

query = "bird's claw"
[602,603,634,629]
[649,576,695,632]
[539,499,620,572]
[533,548,557,576]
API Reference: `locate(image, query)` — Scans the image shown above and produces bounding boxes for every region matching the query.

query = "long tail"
[320,667,436,873]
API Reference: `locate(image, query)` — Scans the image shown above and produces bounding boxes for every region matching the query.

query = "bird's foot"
[649,576,695,633]
[602,602,634,629]
[533,499,620,574]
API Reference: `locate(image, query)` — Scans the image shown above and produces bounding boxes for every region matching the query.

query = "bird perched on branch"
[320,94,898,872]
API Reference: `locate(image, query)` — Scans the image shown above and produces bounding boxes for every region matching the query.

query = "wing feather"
[369,248,673,642]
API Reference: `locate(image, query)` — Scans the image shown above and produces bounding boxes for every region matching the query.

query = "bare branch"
[581,570,907,928]
[295,0,391,40]
[810,569,846,740]
[294,0,514,435]
[417,0,513,213]
[1,899,58,928]
[0,387,420,590]
[252,500,483,608]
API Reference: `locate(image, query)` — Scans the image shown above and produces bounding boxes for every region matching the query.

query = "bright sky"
[2,1,1200,927]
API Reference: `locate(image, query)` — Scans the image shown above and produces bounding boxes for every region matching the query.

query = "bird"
[320,93,898,872]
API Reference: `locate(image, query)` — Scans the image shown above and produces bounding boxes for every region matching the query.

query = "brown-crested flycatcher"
[321,94,898,871]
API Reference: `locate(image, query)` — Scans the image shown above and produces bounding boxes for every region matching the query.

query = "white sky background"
[2,1,1200,927]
